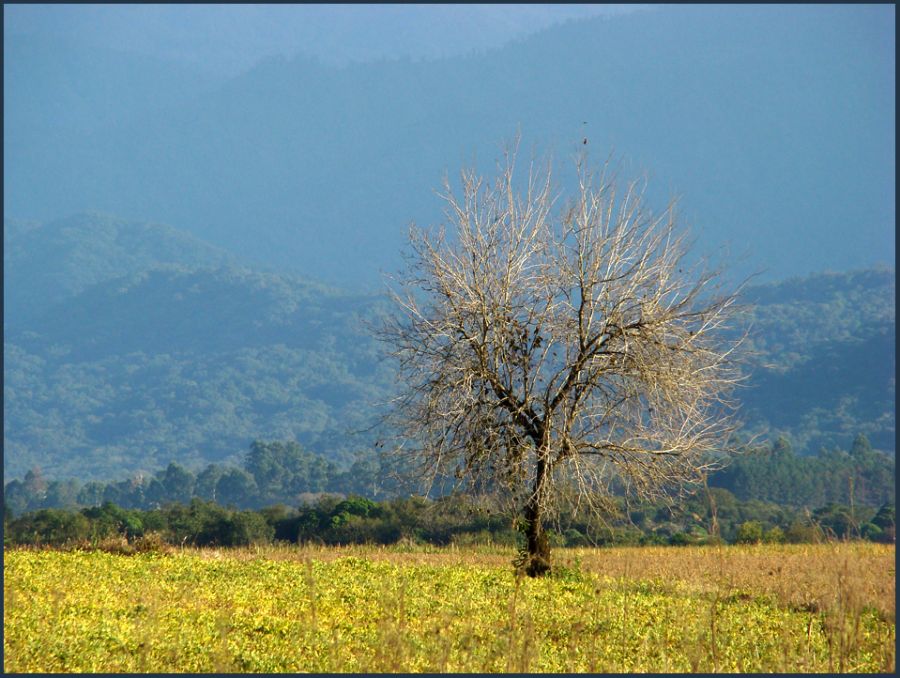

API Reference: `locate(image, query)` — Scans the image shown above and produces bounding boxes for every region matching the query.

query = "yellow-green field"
[4,543,895,673]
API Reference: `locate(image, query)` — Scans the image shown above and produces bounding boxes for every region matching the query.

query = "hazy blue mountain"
[14,264,365,363]
[3,214,389,480]
[2,32,219,132]
[3,214,894,482]
[3,33,220,220]
[5,5,893,291]
[5,4,637,76]
[740,269,896,372]
[4,213,236,326]
[4,334,392,481]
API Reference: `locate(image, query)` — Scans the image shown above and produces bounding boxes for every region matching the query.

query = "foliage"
[4,488,895,550]
[709,434,895,508]
[3,210,894,483]
[3,257,395,481]
[3,213,235,327]
[246,440,338,504]
[5,509,91,546]
[736,269,895,455]
[735,521,764,544]
[7,435,891,550]
[4,440,405,516]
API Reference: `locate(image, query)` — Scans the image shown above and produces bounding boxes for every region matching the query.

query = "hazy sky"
[4,4,893,288]
[5,4,647,76]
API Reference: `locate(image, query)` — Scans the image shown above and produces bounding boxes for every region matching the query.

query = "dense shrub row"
[4,492,894,550]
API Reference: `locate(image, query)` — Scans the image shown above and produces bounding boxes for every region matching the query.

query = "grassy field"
[4,542,894,672]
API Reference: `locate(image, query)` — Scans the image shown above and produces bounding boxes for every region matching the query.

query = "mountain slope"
[5,5,893,289]
[737,269,895,453]
[3,211,894,482]
[4,265,392,481]
[3,214,392,480]
[12,266,348,361]
[5,5,633,75]
[4,213,236,325]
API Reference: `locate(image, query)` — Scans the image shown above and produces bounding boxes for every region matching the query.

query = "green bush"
[735,521,764,544]
[763,526,786,543]
[668,532,692,546]
[563,528,591,547]
[860,522,883,542]
[785,521,823,544]
[9,509,91,546]
[226,511,275,546]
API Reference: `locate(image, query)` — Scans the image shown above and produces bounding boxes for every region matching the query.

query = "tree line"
[713,433,895,507]
[4,490,894,551]
[3,441,392,516]
[4,438,895,550]
[5,435,893,519]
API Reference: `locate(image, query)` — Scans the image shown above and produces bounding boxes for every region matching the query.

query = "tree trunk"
[523,499,551,577]
[522,454,551,577]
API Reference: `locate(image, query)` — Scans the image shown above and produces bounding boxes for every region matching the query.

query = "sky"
[4,3,894,288]
[5,4,647,76]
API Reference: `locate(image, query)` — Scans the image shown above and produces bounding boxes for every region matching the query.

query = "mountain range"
[5,4,635,75]
[5,5,893,291]
[3,214,894,482]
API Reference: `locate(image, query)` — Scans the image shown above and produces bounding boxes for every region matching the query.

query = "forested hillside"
[738,269,895,453]
[3,215,392,480]
[4,213,235,325]
[3,214,894,483]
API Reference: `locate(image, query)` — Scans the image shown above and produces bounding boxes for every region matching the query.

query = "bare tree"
[380,144,744,576]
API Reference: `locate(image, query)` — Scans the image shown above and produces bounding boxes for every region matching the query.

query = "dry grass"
[575,542,895,622]
[187,540,894,617]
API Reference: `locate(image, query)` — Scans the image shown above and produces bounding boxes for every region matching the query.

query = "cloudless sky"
[5,4,647,76]
[4,4,893,287]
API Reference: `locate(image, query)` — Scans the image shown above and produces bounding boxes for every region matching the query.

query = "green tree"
[849,433,873,458]
[9,508,90,545]
[77,480,107,507]
[81,502,145,540]
[735,520,764,544]
[812,503,855,539]
[42,479,82,510]
[215,468,258,508]
[246,440,338,503]
[763,526,786,543]
[23,467,48,503]
[871,503,895,543]
[162,498,229,546]
[159,462,196,503]
[226,510,275,546]
[3,480,30,517]
[195,464,226,502]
